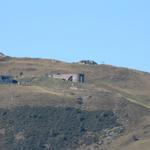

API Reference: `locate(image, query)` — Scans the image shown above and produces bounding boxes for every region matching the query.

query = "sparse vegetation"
[0,56,150,150]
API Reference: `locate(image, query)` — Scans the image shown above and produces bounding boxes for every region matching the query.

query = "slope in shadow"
[0,106,123,150]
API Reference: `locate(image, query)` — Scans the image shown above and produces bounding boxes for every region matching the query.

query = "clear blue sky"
[0,0,150,72]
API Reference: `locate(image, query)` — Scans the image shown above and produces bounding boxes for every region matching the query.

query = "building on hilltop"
[48,73,85,83]
[0,52,5,57]
[78,60,98,65]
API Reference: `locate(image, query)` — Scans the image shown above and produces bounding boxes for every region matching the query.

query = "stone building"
[48,73,85,83]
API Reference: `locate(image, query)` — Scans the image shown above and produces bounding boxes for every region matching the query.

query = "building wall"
[48,73,85,83]
[0,75,18,84]
[78,74,84,83]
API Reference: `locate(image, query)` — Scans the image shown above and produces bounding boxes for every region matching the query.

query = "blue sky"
[0,0,150,72]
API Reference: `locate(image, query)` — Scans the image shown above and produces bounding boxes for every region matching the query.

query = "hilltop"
[0,55,150,150]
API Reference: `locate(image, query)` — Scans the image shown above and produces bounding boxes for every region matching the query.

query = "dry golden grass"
[0,84,76,109]
[0,57,150,149]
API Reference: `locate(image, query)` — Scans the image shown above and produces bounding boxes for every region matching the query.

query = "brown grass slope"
[0,56,150,150]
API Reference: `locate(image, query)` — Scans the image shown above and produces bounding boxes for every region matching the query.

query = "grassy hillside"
[0,56,150,150]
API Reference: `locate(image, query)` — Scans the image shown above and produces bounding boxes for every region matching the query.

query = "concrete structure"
[48,73,85,83]
[78,60,98,65]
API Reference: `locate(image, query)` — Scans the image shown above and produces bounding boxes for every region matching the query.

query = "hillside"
[0,56,150,150]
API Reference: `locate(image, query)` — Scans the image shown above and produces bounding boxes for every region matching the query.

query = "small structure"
[0,52,5,57]
[48,73,85,83]
[78,60,98,65]
[0,75,18,84]
[0,52,7,61]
